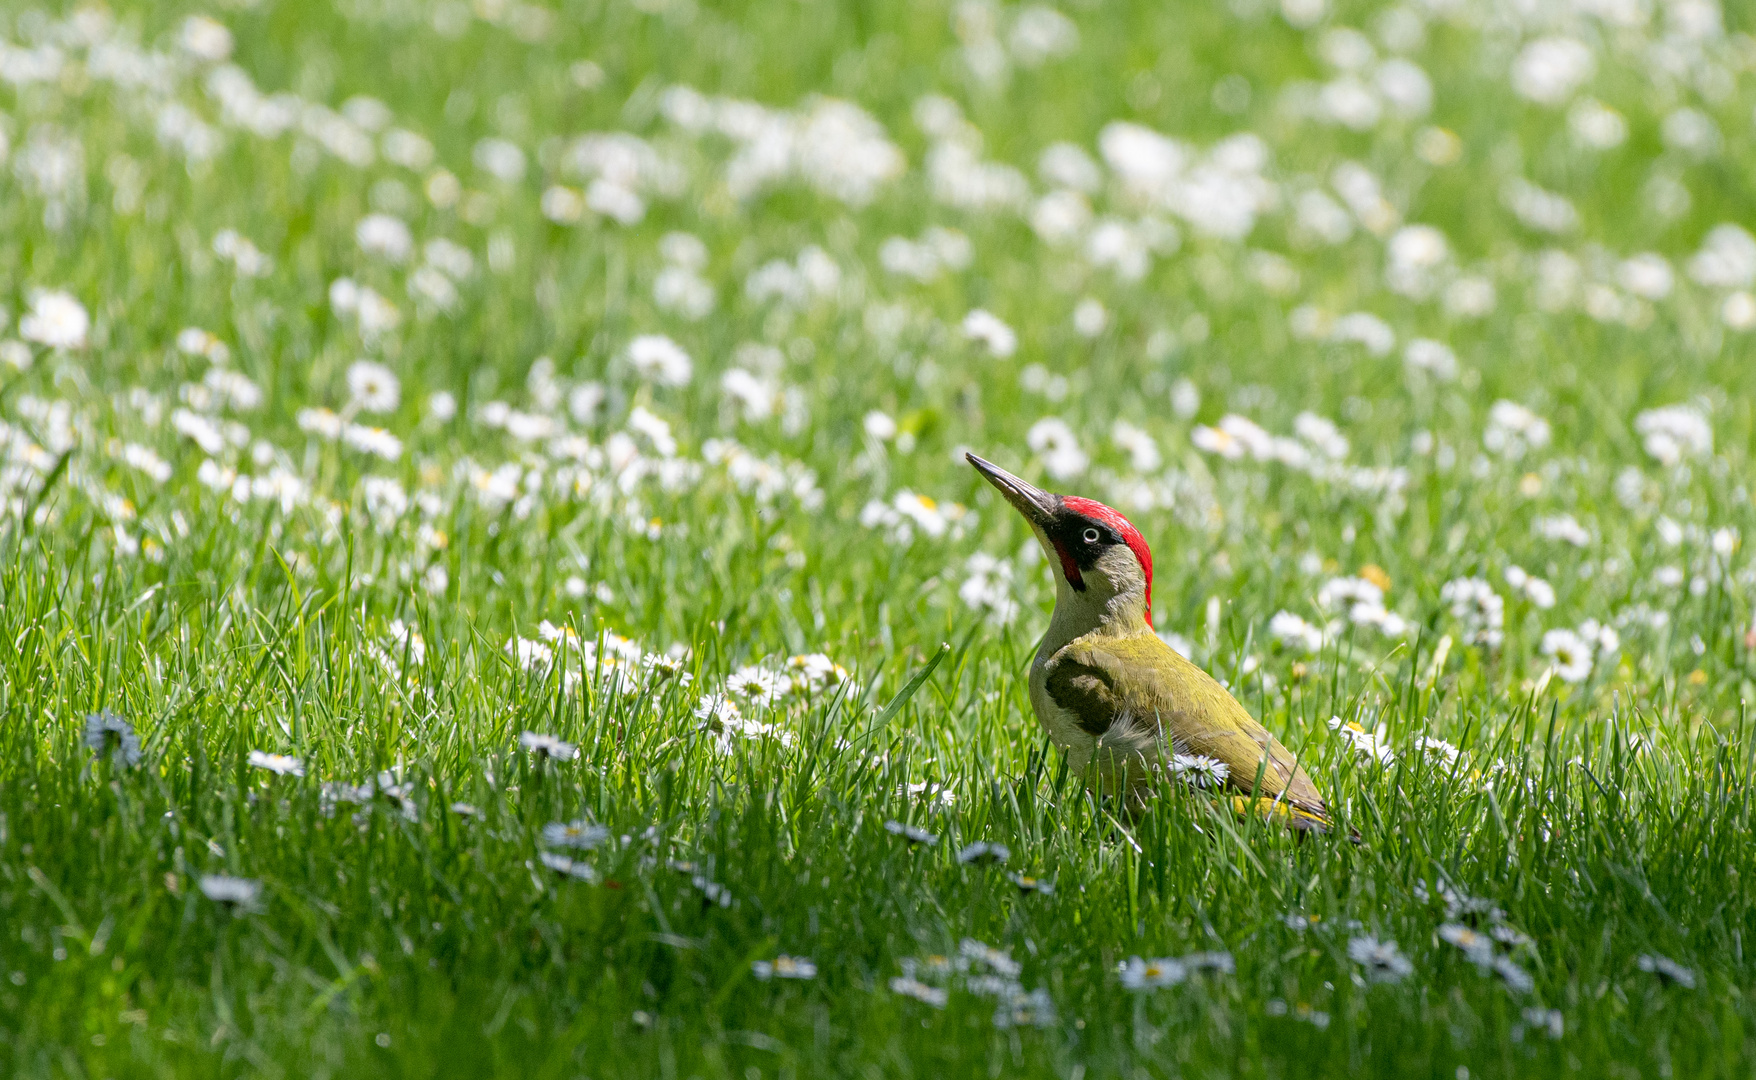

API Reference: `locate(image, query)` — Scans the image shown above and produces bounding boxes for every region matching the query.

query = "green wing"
[1043,632,1329,821]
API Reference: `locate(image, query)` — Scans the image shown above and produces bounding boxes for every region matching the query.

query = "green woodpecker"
[968,452,1330,831]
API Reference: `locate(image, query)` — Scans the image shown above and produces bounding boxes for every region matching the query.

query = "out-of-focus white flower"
[1269,611,1325,654]
[1027,417,1088,480]
[198,875,261,908]
[785,653,849,694]
[361,476,408,531]
[1541,628,1593,684]
[473,137,527,182]
[1618,254,1673,300]
[1111,420,1160,472]
[653,265,716,320]
[1635,404,1712,466]
[247,750,304,776]
[1331,161,1397,234]
[1295,413,1349,460]
[1030,189,1092,245]
[721,369,778,423]
[1722,292,1756,330]
[1577,619,1620,660]
[1192,414,1272,461]
[1038,142,1100,192]
[667,90,902,207]
[752,955,818,981]
[1689,224,1756,289]
[383,129,434,170]
[409,266,459,312]
[587,177,646,224]
[1318,27,1374,70]
[213,230,272,276]
[1635,954,1697,989]
[1009,5,1079,66]
[346,361,401,414]
[1502,565,1555,608]
[177,327,230,363]
[1444,277,1497,318]
[1441,577,1504,647]
[568,383,605,424]
[204,368,261,411]
[1073,298,1109,338]
[329,278,401,337]
[1376,59,1432,117]
[356,213,412,262]
[519,730,577,760]
[962,309,1018,358]
[341,424,402,461]
[1099,121,1185,198]
[1085,218,1152,280]
[624,335,692,386]
[1530,249,1580,311]
[1569,98,1626,148]
[179,15,235,61]
[1319,76,1381,130]
[423,239,475,280]
[1171,378,1200,420]
[959,552,1019,626]
[1386,224,1449,298]
[1330,312,1395,356]
[540,185,586,223]
[860,491,971,544]
[1502,178,1577,234]
[1295,189,1354,245]
[1483,400,1550,458]
[1662,108,1720,158]
[1510,37,1595,105]
[1348,936,1414,983]
[1535,514,1591,547]
[2,340,35,370]
[863,410,899,441]
[19,290,89,349]
[1404,338,1457,381]
[1119,956,1187,990]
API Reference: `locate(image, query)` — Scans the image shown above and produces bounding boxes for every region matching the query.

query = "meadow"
[3,0,1756,1075]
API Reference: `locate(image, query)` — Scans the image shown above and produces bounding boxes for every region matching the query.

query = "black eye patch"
[1050,518,1115,568]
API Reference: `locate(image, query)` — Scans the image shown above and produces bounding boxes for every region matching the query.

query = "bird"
[966,452,1331,831]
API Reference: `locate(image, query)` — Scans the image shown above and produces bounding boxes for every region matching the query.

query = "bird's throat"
[1051,539,1085,593]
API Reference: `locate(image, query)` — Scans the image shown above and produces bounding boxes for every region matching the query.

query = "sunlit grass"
[3,0,1756,1076]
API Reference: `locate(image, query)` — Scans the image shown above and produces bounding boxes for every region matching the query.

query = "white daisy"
[519,731,578,761]
[19,290,89,349]
[625,335,693,387]
[1348,935,1414,982]
[246,751,304,777]
[198,875,262,908]
[346,361,401,414]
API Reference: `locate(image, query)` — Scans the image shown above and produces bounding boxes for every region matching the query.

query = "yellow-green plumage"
[1039,629,1329,828]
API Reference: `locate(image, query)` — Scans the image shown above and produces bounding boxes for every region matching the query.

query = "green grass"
[4,0,1756,1076]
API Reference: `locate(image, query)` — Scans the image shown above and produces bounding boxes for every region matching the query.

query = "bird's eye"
[1082,527,1100,544]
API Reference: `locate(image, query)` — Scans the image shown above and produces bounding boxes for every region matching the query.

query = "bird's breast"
[1027,658,1162,785]
[1027,662,1093,761]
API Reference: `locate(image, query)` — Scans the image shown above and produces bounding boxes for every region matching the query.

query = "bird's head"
[967,452,1153,629]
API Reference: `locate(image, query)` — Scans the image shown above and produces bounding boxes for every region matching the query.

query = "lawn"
[3,0,1756,1076]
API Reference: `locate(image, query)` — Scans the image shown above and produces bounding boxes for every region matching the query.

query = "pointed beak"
[966,452,1058,529]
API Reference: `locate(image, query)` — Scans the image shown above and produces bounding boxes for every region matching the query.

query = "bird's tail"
[1228,795,1333,834]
